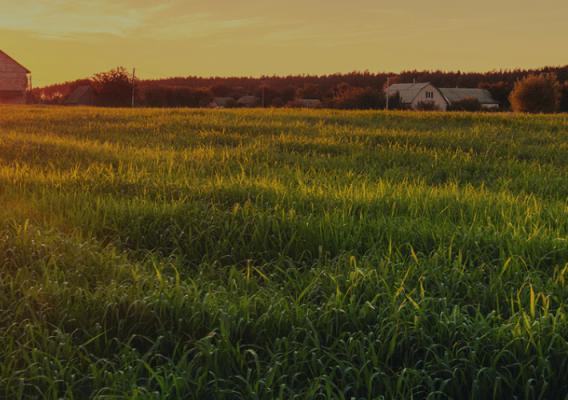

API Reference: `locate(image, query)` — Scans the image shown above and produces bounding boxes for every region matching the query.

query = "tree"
[479,81,512,109]
[509,74,561,113]
[332,83,384,109]
[92,67,134,107]
[386,92,404,110]
[297,83,323,99]
[559,82,568,113]
[210,84,232,97]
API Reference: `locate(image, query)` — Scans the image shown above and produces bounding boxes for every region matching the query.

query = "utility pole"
[131,68,136,108]
[27,74,33,104]
[385,77,390,111]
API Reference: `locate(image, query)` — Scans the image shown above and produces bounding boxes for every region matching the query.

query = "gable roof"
[237,95,259,106]
[438,88,498,105]
[209,97,235,108]
[65,85,96,105]
[386,82,432,104]
[0,50,30,74]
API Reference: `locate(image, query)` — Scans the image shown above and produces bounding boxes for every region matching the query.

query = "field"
[1,106,568,399]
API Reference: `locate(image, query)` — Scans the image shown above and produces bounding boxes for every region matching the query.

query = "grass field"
[1,106,568,399]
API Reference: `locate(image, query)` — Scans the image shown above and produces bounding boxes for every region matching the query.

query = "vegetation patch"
[1,107,568,399]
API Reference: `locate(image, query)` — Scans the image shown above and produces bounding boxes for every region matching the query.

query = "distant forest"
[32,65,568,111]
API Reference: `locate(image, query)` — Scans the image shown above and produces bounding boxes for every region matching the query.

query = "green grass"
[1,106,568,399]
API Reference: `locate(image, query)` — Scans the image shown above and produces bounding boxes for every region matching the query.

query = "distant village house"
[298,99,323,108]
[286,98,324,108]
[237,95,259,107]
[209,97,236,108]
[0,50,31,104]
[386,82,499,111]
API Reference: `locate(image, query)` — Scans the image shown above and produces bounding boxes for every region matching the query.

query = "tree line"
[31,65,568,112]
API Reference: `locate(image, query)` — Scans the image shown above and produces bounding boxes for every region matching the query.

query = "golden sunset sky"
[2,0,567,87]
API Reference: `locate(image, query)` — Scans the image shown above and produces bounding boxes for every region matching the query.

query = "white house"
[386,82,448,110]
[386,82,499,111]
[298,99,322,108]
[237,95,259,107]
[209,97,236,108]
[0,50,30,104]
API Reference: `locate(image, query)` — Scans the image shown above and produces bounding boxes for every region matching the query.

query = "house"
[298,99,323,108]
[386,82,449,110]
[386,82,499,111]
[438,88,500,110]
[0,50,31,104]
[64,85,96,106]
[237,95,259,107]
[209,97,235,108]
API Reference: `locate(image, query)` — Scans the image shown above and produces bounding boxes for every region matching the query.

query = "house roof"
[438,88,498,104]
[299,99,322,107]
[237,95,259,106]
[212,97,234,105]
[0,50,30,74]
[386,82,431,104]
[65,85,95,105]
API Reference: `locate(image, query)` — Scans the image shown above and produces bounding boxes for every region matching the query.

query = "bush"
[449,97,482,112]
[479,81,512,110]
[92,67,134,107]
[386,92,404,110]
[270,97,285,108]
[415,101,439,111]
[509,74,561,113]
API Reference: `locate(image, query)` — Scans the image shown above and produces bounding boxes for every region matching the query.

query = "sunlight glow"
[2,0,567,86]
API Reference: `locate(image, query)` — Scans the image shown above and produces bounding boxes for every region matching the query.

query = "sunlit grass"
[1,106,567,398]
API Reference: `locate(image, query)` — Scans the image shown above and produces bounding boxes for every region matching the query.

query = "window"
[425,91,434,99]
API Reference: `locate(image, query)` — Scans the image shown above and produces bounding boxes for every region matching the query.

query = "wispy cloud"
[0,0,162,38]
[138,13,264,40]
[0,0,266,40]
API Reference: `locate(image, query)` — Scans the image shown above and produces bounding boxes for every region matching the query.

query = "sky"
[1,0,567,87]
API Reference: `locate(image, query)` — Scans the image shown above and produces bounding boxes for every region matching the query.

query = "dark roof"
[438,88,498,104]
[212,97,235,106]
[299,99,322,107]
[65,85,96,105]
[237,95,259,106]
[0,50,31,73]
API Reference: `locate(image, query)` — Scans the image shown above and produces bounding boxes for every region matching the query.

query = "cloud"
[0,0,163,37]
[0,1,360,34]
[0,0,272,44]
[0,0,468,45]
[136,13,264,41]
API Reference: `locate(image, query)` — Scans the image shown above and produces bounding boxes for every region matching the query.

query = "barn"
[386,82,499,111]
[0,50,31,104]
[438,88,500,110]
[386,82,448,110]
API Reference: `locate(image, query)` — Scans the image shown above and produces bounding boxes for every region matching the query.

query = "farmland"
[1,106,568,399]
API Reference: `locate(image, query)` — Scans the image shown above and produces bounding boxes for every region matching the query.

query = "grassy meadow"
[1,106,568,399]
